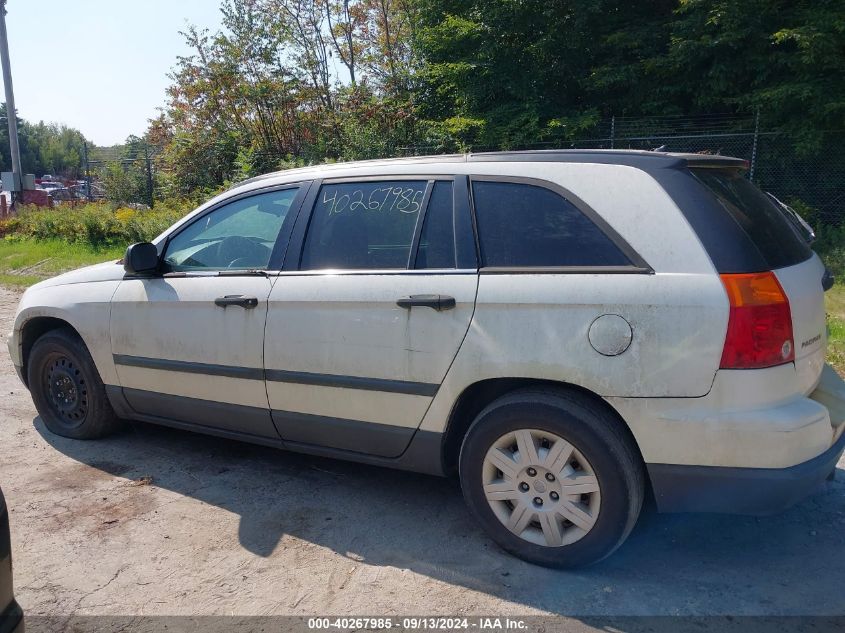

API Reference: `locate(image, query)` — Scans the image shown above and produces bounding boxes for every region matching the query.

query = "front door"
[110,185,305,438]
[264,177,478,456]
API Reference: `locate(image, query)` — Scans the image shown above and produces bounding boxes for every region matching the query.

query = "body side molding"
[112,355,440,396]
[265,368,439,397]
[112,354,264,380]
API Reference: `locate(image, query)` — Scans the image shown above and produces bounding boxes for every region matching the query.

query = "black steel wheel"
[27,328,121,439]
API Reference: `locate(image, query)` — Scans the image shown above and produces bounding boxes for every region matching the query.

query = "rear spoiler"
[683,155,748,170]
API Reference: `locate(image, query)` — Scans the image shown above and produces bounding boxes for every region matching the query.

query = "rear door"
[264,176,478,457]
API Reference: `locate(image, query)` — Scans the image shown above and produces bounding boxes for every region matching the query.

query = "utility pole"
[83,142,92,201]
[0,0,23,202]
[144,143,154,208]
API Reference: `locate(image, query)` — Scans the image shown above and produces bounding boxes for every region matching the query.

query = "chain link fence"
[399,113,845,227]
[83,144,158,208]
[75,114,842,226]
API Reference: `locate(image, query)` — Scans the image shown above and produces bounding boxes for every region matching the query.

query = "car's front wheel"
[27,328,122,440]
[458,388,644,568]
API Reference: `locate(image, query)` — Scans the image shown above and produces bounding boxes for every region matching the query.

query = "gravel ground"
[1,284,844,624]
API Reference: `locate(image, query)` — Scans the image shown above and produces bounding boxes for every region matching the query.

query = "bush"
[815,224,845,282]
[1,201,190,249]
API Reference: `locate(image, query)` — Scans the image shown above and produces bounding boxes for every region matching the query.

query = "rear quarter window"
[471,180,632,268]
[691,169,812,271]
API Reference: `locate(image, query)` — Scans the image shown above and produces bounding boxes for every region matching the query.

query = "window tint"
[164,188,298,271]
[471,181,630,267]
[692,169,812,270]
[301,181,428,270]
[765,193,815,244]
[416,181,456,269]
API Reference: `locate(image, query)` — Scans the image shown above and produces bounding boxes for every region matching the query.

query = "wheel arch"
[440,378,647,480]
[19,316,83,387]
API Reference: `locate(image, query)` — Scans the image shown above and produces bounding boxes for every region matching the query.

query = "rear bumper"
[610,363,845,470]
[612,362,845,514]
[648,428,845,514]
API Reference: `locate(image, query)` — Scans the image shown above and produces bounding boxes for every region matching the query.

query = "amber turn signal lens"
[719,272,795,369]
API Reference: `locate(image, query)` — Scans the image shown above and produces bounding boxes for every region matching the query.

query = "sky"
[2,0,223,146]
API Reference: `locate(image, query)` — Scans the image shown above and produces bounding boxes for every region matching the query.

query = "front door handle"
[214,295,258,309]
[396,294,456,311]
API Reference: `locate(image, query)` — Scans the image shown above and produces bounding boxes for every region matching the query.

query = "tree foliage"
[149,0,845,189]
[661,0,845,150]
[0,104,90,178]
[414,0,844,151]
[152,0,425,193]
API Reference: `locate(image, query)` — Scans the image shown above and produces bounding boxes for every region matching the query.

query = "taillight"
[720,272,795,369]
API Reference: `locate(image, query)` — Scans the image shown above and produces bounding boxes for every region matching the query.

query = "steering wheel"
[215,235,270,269]
[227,256,255,268]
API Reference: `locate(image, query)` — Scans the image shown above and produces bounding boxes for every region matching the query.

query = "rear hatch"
[775,256,827,393]
[689,166,826,393]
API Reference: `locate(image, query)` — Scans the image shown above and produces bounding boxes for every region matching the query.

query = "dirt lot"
[1,283,845,623]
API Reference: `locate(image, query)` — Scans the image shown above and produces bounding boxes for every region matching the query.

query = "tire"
[27,328,122,440]
[458,388,644,568]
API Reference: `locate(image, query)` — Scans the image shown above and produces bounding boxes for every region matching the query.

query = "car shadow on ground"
[36,417,845,616]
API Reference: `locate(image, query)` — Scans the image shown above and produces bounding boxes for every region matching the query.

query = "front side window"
[472,180,631,268]
[301,180,429,270]
[164,188,299,271]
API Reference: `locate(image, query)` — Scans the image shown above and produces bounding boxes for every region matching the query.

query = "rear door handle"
[396,294,456,311]
[214,295,258,309]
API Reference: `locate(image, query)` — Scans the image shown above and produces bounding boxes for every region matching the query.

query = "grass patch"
[0,239,124,288]
[814,229,845,375]
[0,201,188,288]
[825,283,845,376]
[0,202,188,250]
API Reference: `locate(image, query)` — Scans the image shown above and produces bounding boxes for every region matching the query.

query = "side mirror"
[124,242,159,275]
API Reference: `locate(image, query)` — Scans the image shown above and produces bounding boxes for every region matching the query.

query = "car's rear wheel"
[27,328,122,439]
[458,388,644,568]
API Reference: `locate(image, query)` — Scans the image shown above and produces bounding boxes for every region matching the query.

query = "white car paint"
[7,152,842,490]
[776,255,828,394]
[9,267,124,385]
[109,275,276,436]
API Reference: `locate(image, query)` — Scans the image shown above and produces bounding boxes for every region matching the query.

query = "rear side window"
[415,181,456,269]
[301,181,427,270]
[691,169,812,270]
[471,180,631,268]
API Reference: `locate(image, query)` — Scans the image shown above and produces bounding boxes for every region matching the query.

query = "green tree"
[413,0,845,150]
[148,0,845,190]
[413,0,620,148]
[153,0,427,190]
[654,0,845,151]
[0,103,89,178]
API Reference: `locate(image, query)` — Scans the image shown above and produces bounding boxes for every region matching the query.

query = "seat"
[305,214,370,269]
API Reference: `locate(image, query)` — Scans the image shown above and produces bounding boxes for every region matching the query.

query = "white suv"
[8,150,845,567]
